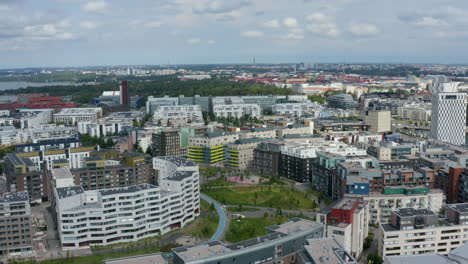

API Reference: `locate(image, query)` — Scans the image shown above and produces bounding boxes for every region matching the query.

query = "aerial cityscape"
[1,1,468,264]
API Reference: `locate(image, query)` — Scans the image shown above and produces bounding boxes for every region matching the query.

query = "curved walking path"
[200,193,227,242]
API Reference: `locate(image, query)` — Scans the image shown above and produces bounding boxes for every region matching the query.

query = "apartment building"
[348,188,444,225]
[213,103,262,118]
[146,96,179,114]
[378,204,468,257]
[78,119,123,137]
[300,238,358,264]
[226,138,268,170]
[253,141,284,177]
[317,198,369,258]
[153,105,203,127]
[0,125,77,146]
[187,132,239,164]
[53,107,103,124]
[239,127,276,140]
[54,156,200,249]
[152,129,183,157]
[172,218,324,264]
[271,102,323,118]
[0,192,33,257]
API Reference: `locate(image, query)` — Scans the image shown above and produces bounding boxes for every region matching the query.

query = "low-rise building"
[172,218,324,264]
[53,107,102,124]
[78,119,123,137]
[271,103,323,118]
[153,105,203,127]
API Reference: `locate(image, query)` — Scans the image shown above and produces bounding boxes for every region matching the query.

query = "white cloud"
[349,23,380,37]
[80,21,97,29]
[24,20,75,41]
[283,17,299,28]
[83,0,109,14]
[187,38,201,44]
[192,0,251,14]
[241,30,264,38]
[208,39,216,44]
[262,19,280,28]
[305,12,340,38]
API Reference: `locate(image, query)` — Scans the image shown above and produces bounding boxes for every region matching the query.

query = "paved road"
[200,194,227,242]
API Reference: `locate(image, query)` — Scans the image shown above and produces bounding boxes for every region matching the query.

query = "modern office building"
[366,110,391,133]
[54,156,200,249]
[172,218,324,264]
[178,95,210,112]
[152,129,183,157]
[328,94,357,109]
[378,204,468,257]
[431,82,467,145]
[146,96,179,114]
[53,107,103,124]
[0,192,33,258]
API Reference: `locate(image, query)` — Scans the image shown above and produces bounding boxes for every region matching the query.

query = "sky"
[2,0,468,68]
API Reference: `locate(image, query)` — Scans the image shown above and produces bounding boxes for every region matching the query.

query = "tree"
[145,146,153,156]
[368,253,383,264]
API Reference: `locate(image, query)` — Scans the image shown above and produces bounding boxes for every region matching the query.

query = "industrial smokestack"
[120,80,129,109]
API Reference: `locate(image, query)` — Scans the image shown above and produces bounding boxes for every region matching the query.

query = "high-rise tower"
[120,80,129,109]
[431,82,467,145]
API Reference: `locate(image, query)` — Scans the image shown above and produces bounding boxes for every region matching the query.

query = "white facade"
[146,96,179,114]
[349,189,445,225]
[53,108,103,124]
[272,103,323,118]
[153,105,203,126]
[397,103,432,122]
[430,82,467,145]
[213,104,262,118]
[55,156,200,249]
[78,120,122,137]
[0,125,77,146]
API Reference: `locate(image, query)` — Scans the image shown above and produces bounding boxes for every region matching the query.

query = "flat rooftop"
[156,156,197,167]
[173,241,231,262]
[99,184,157,196]
[304,238,358,264]
[103,253,168,264]
[446,203,468,213]
[394,208,436,218]
[384,254,454,264]
[266,218,322,235]
[56,186,85,199]
[0,192,29,203]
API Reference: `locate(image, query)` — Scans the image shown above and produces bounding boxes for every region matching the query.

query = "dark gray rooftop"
[0,192,29,203]
[446,203,468,213]
[394,208,436,218]
[157,156,196,167]
[99,184,157,196]
[56,186,85,199]
[232,138,271,145]
[227,232,287,250]
[168,170,196,181]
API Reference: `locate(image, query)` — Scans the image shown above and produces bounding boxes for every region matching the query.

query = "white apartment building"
[430,82,467,145]
[397,103,432,122]
[53,107,103,124]
[347,189,444,225]
[318,198,369,258]
[271,103,323,118]
[18,146,94,170]
[153,105,203,126]
[0,109,53,129]
[78,120,123,137]
[54,156,200,249]
[280,141,367,159]
[378,204,468,257]
[276,124,313,138]
[239,127,276,140]
[213,104,262,118]
[188,132,239,148]
[0,125,78,146]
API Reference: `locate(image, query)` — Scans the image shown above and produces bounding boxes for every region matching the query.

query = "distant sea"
[0,81,83,91]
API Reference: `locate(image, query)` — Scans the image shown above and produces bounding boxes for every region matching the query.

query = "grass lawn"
[185,199,219,239]
[201,177,238,188]
[225,217,288,243]
[226,206,260,212]
[203,186,317,210]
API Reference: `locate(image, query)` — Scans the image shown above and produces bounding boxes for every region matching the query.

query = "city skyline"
[2,0,468,68]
